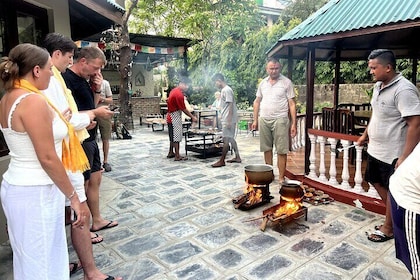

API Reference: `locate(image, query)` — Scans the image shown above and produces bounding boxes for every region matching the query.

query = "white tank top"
[1,93,68,185]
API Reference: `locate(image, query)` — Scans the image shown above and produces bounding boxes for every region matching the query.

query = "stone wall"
[295,83,373,105]
[113,96,161,119]
[295,82,420,105]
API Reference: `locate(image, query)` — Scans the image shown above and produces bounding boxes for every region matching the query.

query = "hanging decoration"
[74,40,185,56]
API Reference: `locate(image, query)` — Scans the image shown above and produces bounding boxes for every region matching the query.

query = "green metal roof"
[105,0,125,12]
[268,0,420,60]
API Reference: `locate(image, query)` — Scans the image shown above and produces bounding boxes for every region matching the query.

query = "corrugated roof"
[268,0,420,60]
[105,0,125,12]
[281,0,420,41]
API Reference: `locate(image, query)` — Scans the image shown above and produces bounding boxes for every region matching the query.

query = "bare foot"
[211,161,225,167]
[174,156,188,161]
[226,158,242,163]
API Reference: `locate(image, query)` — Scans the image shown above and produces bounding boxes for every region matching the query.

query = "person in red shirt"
[166,77,197,160]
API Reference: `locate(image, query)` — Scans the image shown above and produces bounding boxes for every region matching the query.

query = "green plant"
[365,87,373,99]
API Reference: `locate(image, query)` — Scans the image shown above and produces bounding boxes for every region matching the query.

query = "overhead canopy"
[69,0,125,40]
[82,32,195,65]
[268,0,420,61]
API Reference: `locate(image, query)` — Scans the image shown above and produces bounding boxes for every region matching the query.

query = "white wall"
[24,0,71,36]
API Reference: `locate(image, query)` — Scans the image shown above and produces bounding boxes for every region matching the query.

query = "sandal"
[69,262,82,276]
[374,225,382,230]
[91,232,104,244]
[367,229,394,242]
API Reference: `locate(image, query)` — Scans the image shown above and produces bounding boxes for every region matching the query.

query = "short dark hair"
[368,49,396,69]
[42,33,77,56]
[266,57,280,64]
[74,46,106,65]
[212,73,224,82]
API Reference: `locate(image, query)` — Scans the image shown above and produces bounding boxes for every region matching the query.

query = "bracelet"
[95,91,101,94]
[68,190,76,200]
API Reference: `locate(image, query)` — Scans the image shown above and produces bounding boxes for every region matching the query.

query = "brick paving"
[0,123,411,280]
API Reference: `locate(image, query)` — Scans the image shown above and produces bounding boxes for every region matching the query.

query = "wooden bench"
[140,114,167,131]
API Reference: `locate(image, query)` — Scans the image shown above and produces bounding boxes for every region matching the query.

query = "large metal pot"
[280,180,305,201]
[244,164,274,185]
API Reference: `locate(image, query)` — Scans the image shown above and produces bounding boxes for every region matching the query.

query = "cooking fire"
[232,164,274,210]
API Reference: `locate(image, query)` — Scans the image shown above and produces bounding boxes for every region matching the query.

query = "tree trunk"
[117,0,139,130]
[118,23,132,129]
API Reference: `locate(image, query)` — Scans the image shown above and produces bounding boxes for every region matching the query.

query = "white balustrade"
[307,130,380,199]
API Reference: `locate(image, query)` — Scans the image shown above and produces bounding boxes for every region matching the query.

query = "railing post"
[353,143,364,193]
[340,140,352,190]
[318,136,327,182]
[327,137,339,186]
[308,133,317,178]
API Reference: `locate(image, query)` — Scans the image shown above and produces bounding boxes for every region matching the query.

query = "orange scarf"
[52,66,90,142]
[14,79,90,173]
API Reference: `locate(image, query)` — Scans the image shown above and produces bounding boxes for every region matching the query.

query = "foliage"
[280,0,329,25]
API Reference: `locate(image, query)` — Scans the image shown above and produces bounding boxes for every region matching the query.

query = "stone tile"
[200,196,227,208]
[165,195,198,207]
[163,222,199,239]
[135,204,168,218]
[244,254,294,280]
[156,240,203,265]
[291,261,344,280]
[116,233,167,258]
[100,226,136,245]
[239,233,279,253]
[192,208,235,227]
[195,225,240,248]
[170,262,218,280]
[321,242,369,271]
[135,193,161,204]
[289,238,325,257]
[131,217,166,233]
[166,206,200,222]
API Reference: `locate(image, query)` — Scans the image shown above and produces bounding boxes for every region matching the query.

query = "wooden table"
[353,110,371,125]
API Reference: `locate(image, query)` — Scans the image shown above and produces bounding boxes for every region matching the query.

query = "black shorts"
[390,193,420,278]
[82,140,102,181]
[365,154,397,188]
[168,123,174,142]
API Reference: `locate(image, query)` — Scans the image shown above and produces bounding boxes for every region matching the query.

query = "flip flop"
[91,232,103,244]
[367,229,394,242]
[105,275,123,280]
[167,154,175,158]
[69,262,82,276]
[90,220,118,232]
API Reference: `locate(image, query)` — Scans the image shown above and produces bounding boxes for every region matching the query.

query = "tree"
[107,0,138,128]
[129,0,263,106]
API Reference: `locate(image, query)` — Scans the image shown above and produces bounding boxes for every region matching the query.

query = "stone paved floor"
[0,124,412,280]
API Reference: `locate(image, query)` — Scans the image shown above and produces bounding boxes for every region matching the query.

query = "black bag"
[116,122,132,140]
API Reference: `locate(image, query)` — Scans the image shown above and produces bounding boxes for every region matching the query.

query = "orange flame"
[274,200,302,217]
[243,176,263,205]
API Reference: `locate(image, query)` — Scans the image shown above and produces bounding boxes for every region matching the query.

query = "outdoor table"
[353,110,371,124]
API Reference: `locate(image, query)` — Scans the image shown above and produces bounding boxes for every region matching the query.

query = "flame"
[243,181,262,205]
[274,200,302,217]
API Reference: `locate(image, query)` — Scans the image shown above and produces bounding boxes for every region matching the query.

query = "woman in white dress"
[0,43,86,279]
